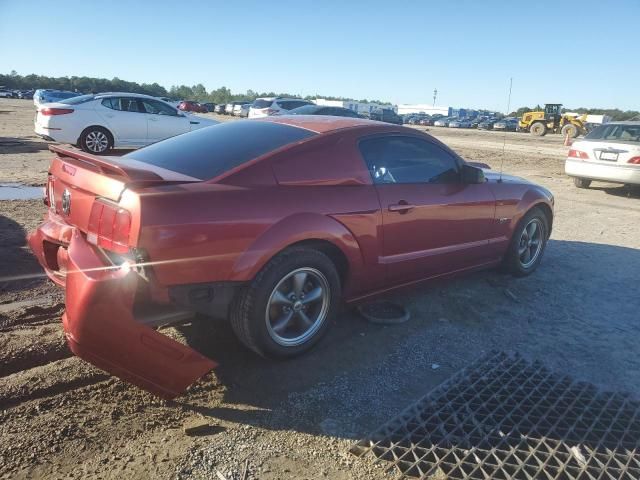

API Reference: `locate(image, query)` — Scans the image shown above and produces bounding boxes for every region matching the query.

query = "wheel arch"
[229,212,364,288]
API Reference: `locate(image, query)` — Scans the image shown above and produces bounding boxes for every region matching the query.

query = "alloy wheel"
[265,267,330,347]
[518,218,544,268]
[85,130,109,153]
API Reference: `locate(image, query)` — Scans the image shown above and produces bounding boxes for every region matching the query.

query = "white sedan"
[565,121,640,188]
[34,92,218,154]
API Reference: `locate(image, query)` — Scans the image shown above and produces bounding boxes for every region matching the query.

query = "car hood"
[483,170,531,184]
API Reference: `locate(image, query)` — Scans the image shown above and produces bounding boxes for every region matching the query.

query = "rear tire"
[503,207,549,277]
[561,124,579,138]
[230,247,341,358]
[79,126,113,154]
[530,122,547,136]
[573,177,591,189]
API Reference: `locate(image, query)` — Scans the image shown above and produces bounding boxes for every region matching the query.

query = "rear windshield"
[51,92,81,100]
[124,121,316,180]
[585,124,640,143]
[288,105,318,114]
[252,99,273,109]
[59,94,95,105]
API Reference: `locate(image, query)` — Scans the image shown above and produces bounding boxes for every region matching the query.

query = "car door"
[140,98,190,144]
[359,134,497,284]
[96,97,148,146]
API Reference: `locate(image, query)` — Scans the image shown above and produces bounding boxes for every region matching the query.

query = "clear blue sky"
[1,0,638,111]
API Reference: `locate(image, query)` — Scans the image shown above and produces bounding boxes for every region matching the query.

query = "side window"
[141,99,178,116]
[359,136,460,185]
[118,98,141,113]
[101,98,119,110]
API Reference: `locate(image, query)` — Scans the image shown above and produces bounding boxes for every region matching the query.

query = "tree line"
[1,71,390,106]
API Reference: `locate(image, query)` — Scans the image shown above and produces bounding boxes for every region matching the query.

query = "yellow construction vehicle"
[518,104,588,138]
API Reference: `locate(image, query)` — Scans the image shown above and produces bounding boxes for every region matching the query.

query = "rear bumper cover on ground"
[28,216,216,399]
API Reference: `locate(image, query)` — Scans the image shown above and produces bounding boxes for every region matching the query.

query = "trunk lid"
[47,145,198,235]
[572,139,640,166]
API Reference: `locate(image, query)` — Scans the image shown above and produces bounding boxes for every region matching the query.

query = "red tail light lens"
[40,108,74,116]
[87,200,132,254]
[628,156,640,164]
[568,149,589,160]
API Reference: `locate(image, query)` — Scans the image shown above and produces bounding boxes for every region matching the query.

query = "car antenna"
[498,77,513,183]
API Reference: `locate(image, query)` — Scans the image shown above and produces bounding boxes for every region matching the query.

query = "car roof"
[255,115,397,134]
[603,121,640,125]
[94,92,159,99]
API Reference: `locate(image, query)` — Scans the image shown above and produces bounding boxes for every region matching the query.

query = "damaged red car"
[28,116,554,398]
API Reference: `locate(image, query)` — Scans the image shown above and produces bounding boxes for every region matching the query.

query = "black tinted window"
[252,99,273,109]
[288,105,319,115]
[359,136,460,184]
[279,100,312,110]
[125,121,316,180]
[60,94,95,105]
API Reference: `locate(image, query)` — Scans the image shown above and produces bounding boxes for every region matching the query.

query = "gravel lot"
[1,98,639,479]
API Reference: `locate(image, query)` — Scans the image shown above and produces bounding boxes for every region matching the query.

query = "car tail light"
[40,108,74,116]
[44,176,54,207]
[628,156,640,164]
[568,149,589,160]
[87,199,132,254]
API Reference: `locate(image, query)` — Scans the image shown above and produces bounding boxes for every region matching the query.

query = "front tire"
[230,248,341,358]
[561,123,579,138]
[503,207,549,277]
[573,177,591,189]
[530,122,547,136]
[79,126,113,154]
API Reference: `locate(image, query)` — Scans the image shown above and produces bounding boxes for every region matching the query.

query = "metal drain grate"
[351,352,640,479]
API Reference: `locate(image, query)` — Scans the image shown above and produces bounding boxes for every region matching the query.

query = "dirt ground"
[1,98,639,479]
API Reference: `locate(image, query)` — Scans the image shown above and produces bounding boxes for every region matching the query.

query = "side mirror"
[461,164,486,184]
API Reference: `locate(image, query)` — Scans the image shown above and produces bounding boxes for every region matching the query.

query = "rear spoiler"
[49,145,163,181]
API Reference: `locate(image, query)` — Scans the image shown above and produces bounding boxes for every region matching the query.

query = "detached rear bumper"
[28,216,216,399]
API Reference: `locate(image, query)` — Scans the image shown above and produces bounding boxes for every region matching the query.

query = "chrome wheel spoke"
[297,310,314,328]
[292,272,307,297]
[522,248,531,264]
[272,311,294,334]
[271,290,293,306]
[518,244,528,255]
[527,221,537,238]
[301,287,323,305]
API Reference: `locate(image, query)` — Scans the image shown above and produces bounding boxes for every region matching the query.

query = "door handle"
[148,117,158,121]
[388,201,415,213]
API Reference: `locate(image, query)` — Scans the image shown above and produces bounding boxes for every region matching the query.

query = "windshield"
[585,124,640,143]
[287,105,318,114]
[124,120,316,180]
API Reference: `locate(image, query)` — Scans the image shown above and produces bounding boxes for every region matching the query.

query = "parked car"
[478,119,498,130]
[18,90,34,99]
[214,104,227,114]
[248,97,315,118]
[369,108,402,125]
[28,116,554,398]
[34,92,218,153]
[449,118,472,128]
[286,104,360,118]
[434,117,454,127]
[203,103,216,113]
[226,101,248,116]
[565,121,640,188]
[0,89,14,98]
[178,101,208,113]
[34,89,82,106]
[493,118,519,132]
[234,103,251,117]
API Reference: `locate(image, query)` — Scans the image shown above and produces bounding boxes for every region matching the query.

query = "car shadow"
[0,214,46,293]
[174,239,640,442]
[0,137,50,155]
[591,184,640,199]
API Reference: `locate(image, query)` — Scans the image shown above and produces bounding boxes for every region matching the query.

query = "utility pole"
[433,88,438,107]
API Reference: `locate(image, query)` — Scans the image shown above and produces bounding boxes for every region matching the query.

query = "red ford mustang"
[28,116,554,398]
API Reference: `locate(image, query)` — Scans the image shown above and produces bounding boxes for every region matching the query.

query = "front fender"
[230,212,364,283]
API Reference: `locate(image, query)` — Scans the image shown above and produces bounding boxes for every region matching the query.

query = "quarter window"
[359,136,460,184]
